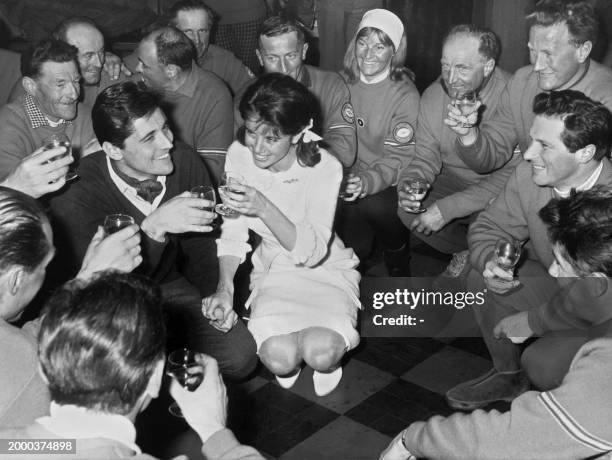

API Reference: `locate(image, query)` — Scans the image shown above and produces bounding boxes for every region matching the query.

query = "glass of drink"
[338,168,353,200]
[103,214,135,235]
[399,176,429,214]
[191,185,218,228]
[166,348,204,418]
[452,90,479,128]
[494,238,522,270]
[42,133,77,181]
[215,172,245,217]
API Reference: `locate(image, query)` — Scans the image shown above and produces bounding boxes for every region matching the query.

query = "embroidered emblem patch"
[357,117,365,127]
[342,102,355,124]
[392,122,414,144]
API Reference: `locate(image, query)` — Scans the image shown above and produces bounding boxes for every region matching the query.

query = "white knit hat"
[357,9,404,50]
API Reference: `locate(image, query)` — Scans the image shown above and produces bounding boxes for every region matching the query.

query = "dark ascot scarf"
[111,162,163,203]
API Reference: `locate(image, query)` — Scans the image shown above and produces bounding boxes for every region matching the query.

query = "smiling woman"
[203,73,361,397]
[336,9,418,276]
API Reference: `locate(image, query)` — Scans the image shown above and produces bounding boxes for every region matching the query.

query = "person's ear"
[102,141,123,161]
[576,40,592,63]
[22,76,38,97]
[575,144,596,163]
[7,267,24,296]
[301,42,309,60]
[144,359,165,400]
[483,58,495,78]
[37,362,49,386]
[165,64,179,80]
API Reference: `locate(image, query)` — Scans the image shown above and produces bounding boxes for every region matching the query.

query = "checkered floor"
[136,241,510,459]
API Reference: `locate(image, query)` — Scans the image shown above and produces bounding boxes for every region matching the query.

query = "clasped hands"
[202,289,238,333]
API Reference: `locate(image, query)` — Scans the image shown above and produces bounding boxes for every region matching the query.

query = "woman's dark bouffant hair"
[238,73,321,167]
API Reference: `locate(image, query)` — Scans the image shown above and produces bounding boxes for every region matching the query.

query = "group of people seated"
[0,0,612,458]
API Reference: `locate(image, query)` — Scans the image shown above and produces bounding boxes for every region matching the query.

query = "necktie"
[111,162,163,203]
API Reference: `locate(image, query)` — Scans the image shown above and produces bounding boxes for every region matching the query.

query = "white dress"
[216,141,361,350]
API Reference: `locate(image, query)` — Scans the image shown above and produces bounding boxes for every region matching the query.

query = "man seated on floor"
[444,90,612,411]
[0,271,263,460]
[167,0,254,95]
[495,186,612,389]
[49,81,257,380]
[0,38,96,180]
[0,186,141,428]
[380,188,612,460]
[397,25,519,273]
[242,16,356,168]
[9,17,129,108]
[133,26,233,184]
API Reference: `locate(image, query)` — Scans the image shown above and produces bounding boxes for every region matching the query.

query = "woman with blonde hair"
[339,9,419,277]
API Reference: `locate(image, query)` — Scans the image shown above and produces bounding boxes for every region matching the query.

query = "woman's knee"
[259,334,301,375]
[299,327,347,372]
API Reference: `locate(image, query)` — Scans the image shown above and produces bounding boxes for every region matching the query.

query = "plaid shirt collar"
[23,94,73,129]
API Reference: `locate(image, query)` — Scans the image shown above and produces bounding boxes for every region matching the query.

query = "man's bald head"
[53,17,105,85]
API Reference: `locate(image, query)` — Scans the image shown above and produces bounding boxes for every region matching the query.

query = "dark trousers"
[161,277,258,380]
[467,261,587,389]
[336,186,409,261]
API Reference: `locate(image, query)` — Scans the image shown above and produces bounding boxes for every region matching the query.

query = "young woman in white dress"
[202,73,361,396]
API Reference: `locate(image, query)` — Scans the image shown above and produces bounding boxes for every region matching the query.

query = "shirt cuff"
[216,238,251,263]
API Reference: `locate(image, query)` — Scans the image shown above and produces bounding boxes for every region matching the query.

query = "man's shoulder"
[493,66,512,84]
[421,77,444,103]
[207,44,238,61]
[586,59,612,84]
[0,320,37,354]
[305,65,344,84]
[0,98,27,123]
[192,65,230,93]
[598,159,612,185]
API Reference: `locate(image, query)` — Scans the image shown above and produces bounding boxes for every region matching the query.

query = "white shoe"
[313,367,343,396]
[275,368,301,389]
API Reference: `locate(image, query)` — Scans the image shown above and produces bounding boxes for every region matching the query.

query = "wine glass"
[452,90,479,128]
[166,348,204,418]
[42,133,78,181]
[399,176,429,214]
[494,238,522,270]
[215,172,245,217]
[191,185,218,228]
[103,214,135,235]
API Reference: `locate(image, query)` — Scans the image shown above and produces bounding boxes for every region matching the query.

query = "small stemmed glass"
[215,172,245,217]
[399,176,430,214]
[494,238,522,271]
[451,90,479,128]
[43,133,78,181]
[166,348,204,418]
